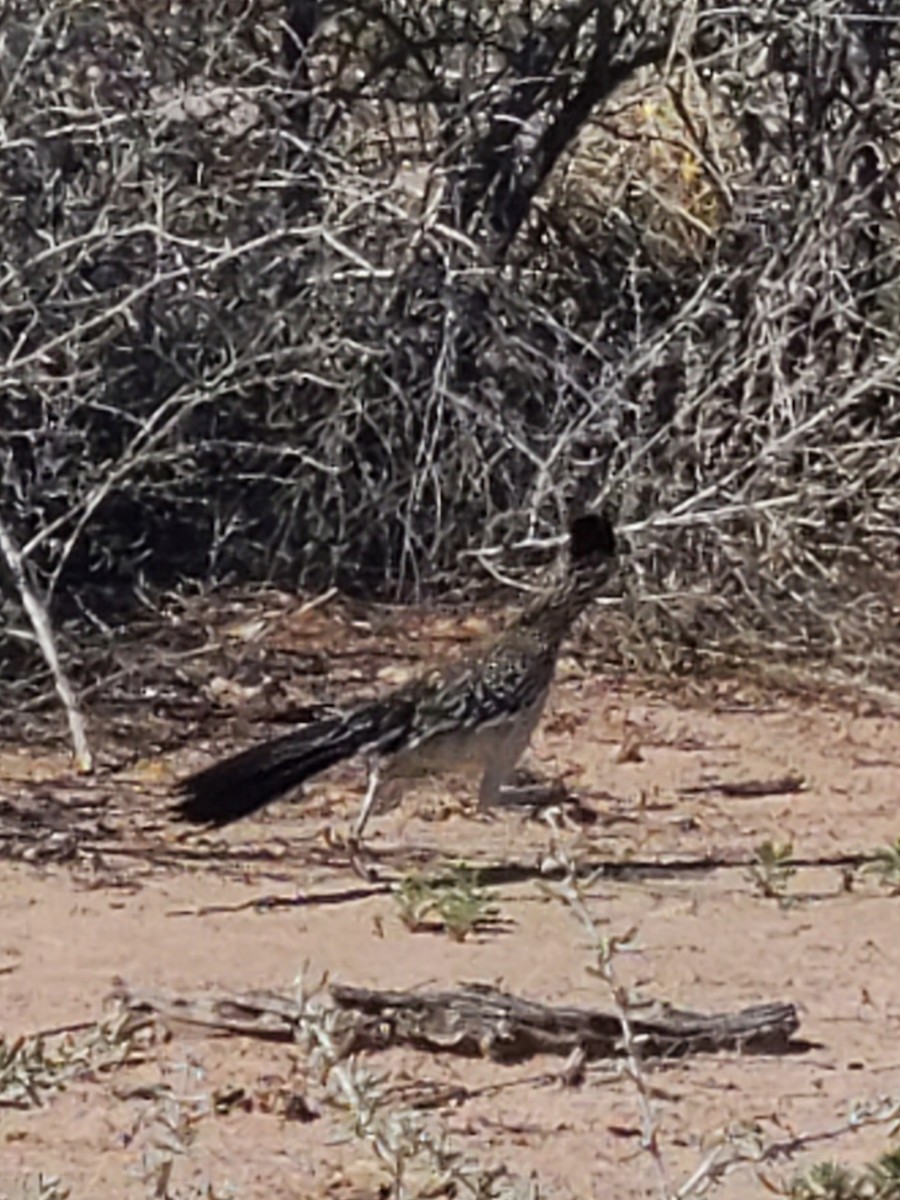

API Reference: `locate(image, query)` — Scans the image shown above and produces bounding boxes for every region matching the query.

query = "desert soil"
[1,593,899,1199]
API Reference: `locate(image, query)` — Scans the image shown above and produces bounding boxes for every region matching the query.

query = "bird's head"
[569,511,617,567]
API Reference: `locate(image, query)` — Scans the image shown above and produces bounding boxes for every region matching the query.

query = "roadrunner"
[173,512,617,838]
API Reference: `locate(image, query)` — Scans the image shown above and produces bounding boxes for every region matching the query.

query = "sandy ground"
[1,599,899,1199]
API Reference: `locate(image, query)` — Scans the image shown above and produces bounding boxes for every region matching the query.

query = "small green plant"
[393,863,500,942]
[21,1176,70,1200]
[870,1149,900,1196]
[435,864,500,942]
[748,838,796,902]
[790,1162,863,1200]
[865,837,900,895]
[0,1002,153,1109]
[394,870,435,932]
[789,1148,900,1199]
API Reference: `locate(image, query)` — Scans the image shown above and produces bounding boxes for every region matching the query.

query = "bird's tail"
[173,697,414,827]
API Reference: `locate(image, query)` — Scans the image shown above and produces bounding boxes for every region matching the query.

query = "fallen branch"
[679,774,806,799]
[332,984,801,1061]
[116,981,801,1062]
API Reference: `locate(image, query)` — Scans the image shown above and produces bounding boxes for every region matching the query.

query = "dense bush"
[1,0,898,693]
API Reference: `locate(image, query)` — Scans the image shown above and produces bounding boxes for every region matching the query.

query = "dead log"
[330,983,799,1061]
[116,980,800,1063]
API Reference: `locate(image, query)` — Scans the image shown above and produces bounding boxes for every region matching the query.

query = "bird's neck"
[515,566,601,644]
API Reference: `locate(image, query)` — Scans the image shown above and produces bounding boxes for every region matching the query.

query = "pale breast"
[386,686,550,782]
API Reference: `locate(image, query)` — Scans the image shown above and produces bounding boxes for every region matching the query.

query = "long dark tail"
[173,698,414,827]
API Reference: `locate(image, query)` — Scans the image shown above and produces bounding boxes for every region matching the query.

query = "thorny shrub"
[0,0,898,702]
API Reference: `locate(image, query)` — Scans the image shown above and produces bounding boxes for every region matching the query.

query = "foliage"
[789,1149,900,1200]
[394,862,501,941]
[865,838,900,896]
[747,839,796,903]
[1,0,898,703]
[0,1002,153,1110]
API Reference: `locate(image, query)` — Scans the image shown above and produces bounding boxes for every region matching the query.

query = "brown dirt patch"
[2,600,899,1199]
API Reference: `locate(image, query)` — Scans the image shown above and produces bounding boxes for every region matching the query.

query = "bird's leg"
[477,748,517,809]
[354,759,383,841]
[353,762,409,846]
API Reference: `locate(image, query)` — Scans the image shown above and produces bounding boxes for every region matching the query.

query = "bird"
[172,511,617,840]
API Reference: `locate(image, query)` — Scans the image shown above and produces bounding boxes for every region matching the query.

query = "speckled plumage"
[173,513,617,835]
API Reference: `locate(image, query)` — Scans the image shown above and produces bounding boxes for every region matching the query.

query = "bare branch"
[0,514,92,770]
